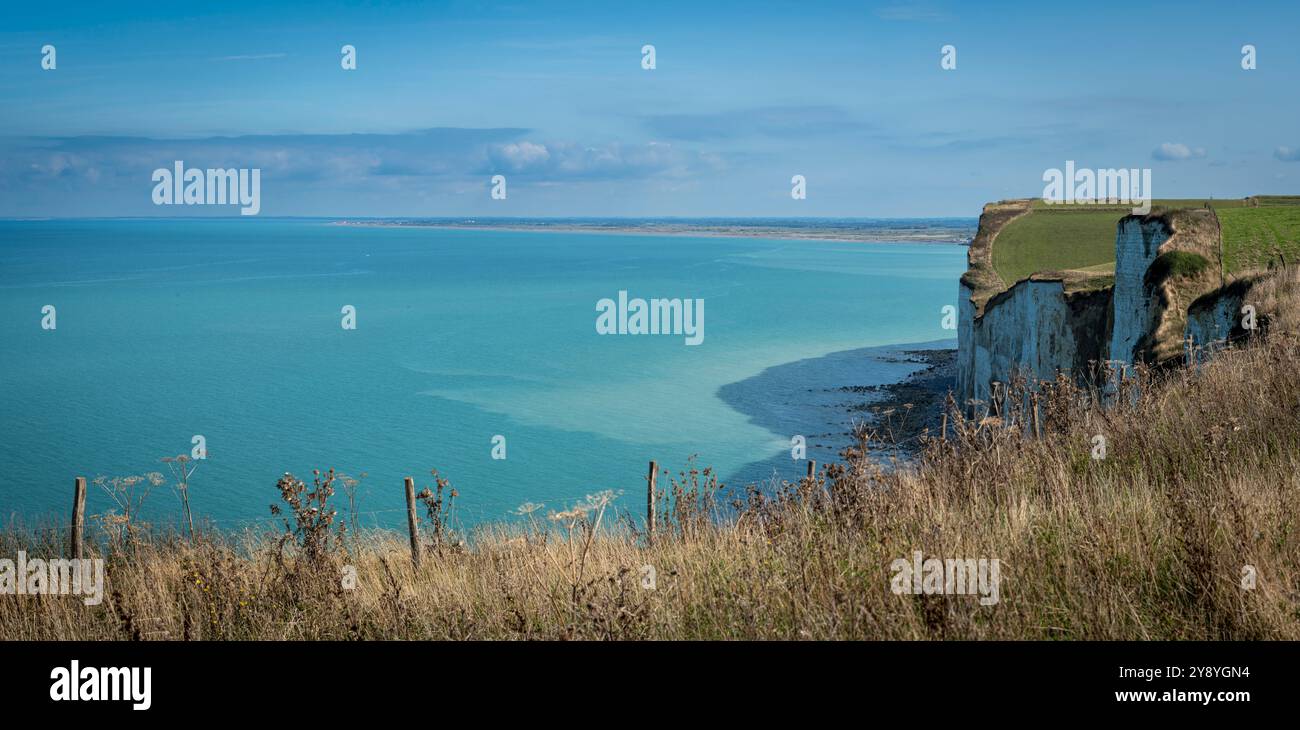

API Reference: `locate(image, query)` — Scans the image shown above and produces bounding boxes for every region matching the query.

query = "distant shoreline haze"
[338,217,979,244]
[0,216,978,244]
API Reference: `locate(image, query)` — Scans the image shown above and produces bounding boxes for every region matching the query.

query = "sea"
[0,218,971,533]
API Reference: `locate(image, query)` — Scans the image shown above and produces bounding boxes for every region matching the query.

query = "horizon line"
[0,214,982,222]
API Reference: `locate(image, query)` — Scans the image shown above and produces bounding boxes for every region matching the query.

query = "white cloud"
[490,141,551,171]
[1152,142,1206,161]
[486,140,717,180]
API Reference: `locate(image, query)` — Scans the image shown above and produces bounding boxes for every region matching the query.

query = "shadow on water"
[717,338,956,491]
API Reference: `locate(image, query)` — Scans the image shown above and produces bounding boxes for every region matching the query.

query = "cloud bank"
[0,128,721,216]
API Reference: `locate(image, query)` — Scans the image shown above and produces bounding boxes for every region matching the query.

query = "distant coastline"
[330,217,977,245]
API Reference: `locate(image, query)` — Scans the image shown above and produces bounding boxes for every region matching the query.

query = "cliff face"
[960,199,1032,316]
[1186,276,1261,348]
[1109,216,1172,365]
[957,276,1110,411]
[956,200,1033,411]
[1185,291,1243,348]
[1123,208,1224,365]
[956,203,1238,414]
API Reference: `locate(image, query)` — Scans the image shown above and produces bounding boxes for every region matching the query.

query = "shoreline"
[843,347,955,451]
[717,340,956,486]
[330,219,975,245]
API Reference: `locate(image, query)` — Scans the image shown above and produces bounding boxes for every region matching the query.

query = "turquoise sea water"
[0,219,967,531]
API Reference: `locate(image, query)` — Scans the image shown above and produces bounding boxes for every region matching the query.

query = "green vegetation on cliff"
[987,197,1300,295]
[992,207,1124,285]
[1219,199,1300,272]
[1145,250,1212,284]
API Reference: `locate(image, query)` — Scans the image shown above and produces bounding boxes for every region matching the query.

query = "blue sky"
[1,0,1298,217]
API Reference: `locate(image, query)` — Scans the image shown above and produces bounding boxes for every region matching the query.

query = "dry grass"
[5,272,1300,640]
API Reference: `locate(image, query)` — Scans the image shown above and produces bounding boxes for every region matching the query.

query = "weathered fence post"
[1031,393,1040,439]
[404,476,421,568]
[806,460,816,480]
[646,460,658,546]
[941,412,949,441]
[70,476,86,560]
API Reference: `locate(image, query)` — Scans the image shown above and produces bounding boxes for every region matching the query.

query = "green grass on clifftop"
[992,207,1122,285]
[993,198,1296,287]
[1220,201,1300,273]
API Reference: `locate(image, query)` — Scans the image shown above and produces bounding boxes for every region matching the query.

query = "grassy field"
[1220,202,1300,273]
[994,197,1299,287]
[5,269,1300,640]
[1252,195,1300,206]
[991,207,1126,285]
[1028,199,1249,211]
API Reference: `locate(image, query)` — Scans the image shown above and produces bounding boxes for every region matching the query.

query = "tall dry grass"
[4,271,1300,640]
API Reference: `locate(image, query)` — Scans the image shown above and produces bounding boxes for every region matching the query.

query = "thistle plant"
[417,469,460,553]
[270,469,343,565]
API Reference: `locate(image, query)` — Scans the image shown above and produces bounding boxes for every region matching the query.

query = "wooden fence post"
[806,460,816,480]
[404,476,421,568]
[70,476,86,560]
[1031,393,1040,439]
[941,412,949,441]
[646,460,657,546]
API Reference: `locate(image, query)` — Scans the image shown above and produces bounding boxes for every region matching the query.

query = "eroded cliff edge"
[956,201,1258,414]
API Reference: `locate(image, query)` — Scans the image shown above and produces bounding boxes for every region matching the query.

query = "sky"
[0,0,1298,217]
